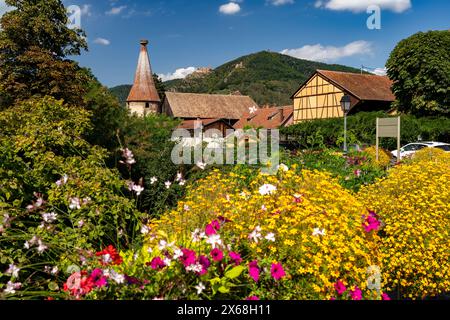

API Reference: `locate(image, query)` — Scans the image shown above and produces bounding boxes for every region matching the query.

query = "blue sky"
[2,0,449,87]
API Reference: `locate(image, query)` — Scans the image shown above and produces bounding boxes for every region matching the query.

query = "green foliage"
[386,30,450,116]
[0,0,89,108]
[111,51,362,106]
[0,97,144,299]
[282,112,450,150]
[118,114,185,216]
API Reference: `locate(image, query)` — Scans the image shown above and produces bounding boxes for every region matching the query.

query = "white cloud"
[93,38,111,46]
[315,0,411,13]
[267,0,295,6]
[219,2,241,15]
[106,5,127,15]
[80,4,92,17]
[281,40,372,62]
[159,67,198,82]
[371,67,387,76]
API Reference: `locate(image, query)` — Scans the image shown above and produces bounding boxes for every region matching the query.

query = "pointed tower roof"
[127,40,161,103]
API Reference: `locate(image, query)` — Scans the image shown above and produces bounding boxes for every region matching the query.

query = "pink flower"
[381,293,391,301]
[248,261,260,282]
[210,248,224,262]
[350,287,362,300]
[334,280,347,295]
[270,263,286,281]
[211,220,221,231]
[90,269,108,288]
[180,248,197,267]
[229,252,243,266]
[148,257,166,270]
[205,224,217,236]
[363,211,381,233]
[246,296,260,301]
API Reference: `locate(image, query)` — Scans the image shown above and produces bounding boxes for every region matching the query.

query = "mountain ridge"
[110,51,365,106]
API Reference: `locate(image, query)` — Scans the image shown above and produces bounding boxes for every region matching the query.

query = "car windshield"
[435,145,450,152]
[403,144,427,152]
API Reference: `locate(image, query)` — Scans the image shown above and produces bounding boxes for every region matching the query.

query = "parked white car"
[391,142,450,159]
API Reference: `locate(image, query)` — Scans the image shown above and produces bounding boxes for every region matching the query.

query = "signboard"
[376,117,401,160]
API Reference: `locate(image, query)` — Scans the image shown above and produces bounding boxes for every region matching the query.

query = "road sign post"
[376,117,401,161]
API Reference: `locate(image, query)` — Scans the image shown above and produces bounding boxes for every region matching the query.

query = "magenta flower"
[180,248,197,267]
[363,211,381,233]
[270,263,286,281]
[210,248,224,262]
[381,293,391,301]
[350,287,362,301]
[198,255,211,275]
[205,224,217,236]
[90,269,108,288]
[248,261,260,282]
[246,296,260,301]
[229,252,243,266]
[211,220,221,231]
[148,257,166,270]
[334,280,347,295]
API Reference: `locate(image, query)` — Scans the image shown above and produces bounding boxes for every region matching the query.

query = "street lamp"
[340,95,352,153]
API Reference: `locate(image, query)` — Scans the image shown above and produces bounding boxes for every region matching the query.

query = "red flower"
[270,263,286,281]
[210,248,224,262]
[95,245,123,266]
[246,296,260,301]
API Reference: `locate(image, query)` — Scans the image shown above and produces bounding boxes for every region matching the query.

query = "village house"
[291,70,395,123]
[126,40,259,134]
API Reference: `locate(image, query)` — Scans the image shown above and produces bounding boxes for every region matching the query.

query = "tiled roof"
[233,106,294,129]
[164,92,258,120]
[317,70,395,102]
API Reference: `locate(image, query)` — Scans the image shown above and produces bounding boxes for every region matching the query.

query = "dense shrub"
[281,112,450,150]
[358,150,450,299]
[0,97,144,299]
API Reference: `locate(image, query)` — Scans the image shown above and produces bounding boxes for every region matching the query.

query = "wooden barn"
[291,70,395,123]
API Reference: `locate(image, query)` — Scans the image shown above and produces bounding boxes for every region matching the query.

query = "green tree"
[0,0,88,108]
[153,73,166,101]
[386,30,450,116]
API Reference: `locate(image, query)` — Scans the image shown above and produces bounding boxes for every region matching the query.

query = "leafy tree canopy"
[387,30,450,116]
[0,0,88,108]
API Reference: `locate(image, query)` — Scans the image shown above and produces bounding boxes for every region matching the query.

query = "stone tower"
[127,40,161,116]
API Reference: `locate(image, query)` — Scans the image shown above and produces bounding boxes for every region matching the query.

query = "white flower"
[258,184,277,196]
[51,266,59,275]
[249,226,262,243]
[312,228,326,237]
[261,205,267,211]
[265,233,276,242]
[77,220,85,228]
[82,197,91,205]
[56,174,69,187]
[195,282,206,295]
[206,234,222,249]
[37,240,48,253]
[191,229,206,243]
[165,181,172,189]
[4,281,21,295]
[277,164,289,172]
[173,248,183,260]
[163,257,172,267]
[24,241,30,249]
[176,172,183,182]
[183,204,190,211]
[102,254,112,264]
[196,162,207,170]
[69,197,81,210]
[150,177,158,185]
[146,247,153,254]
[121,148,136,165]
[186,263,203,273]
[158,240,175,251]
[3,213,11,225]
[133,185,145,196]
[42,212,58,223]
[141,225,150,235]
[109,270,125,284]
[6,264,20,278]
[179,179,186,186]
